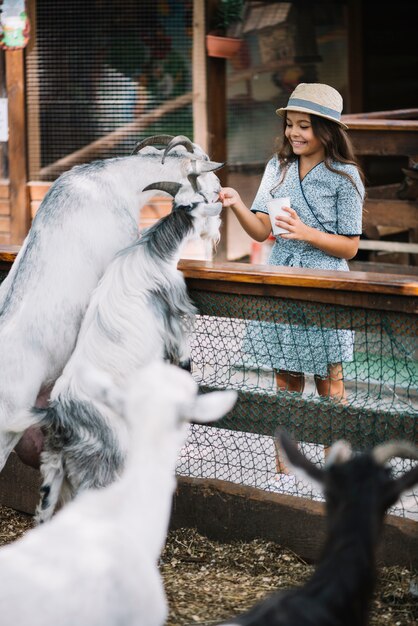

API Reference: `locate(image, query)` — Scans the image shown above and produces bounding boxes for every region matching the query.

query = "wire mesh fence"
[176,287,418,520]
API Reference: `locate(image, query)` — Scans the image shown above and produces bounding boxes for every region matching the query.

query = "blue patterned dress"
[244,156,364,377]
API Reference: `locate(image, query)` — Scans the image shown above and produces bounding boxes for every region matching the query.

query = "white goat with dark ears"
[0,362,237,626]
[0,135,223,471]
[34,176,223,523]
[218,430,418,626]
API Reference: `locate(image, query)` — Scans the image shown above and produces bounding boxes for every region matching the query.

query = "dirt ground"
[0,506,417,625]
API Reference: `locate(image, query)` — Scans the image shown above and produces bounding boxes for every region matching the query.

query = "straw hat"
[276,83,348,130]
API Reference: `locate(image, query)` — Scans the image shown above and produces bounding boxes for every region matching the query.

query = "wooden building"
[0,0,417,267]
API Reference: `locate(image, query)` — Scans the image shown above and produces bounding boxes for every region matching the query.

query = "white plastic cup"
[267,197,290,235]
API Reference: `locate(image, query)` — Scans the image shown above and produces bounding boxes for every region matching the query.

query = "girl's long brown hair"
[276,115,366,196]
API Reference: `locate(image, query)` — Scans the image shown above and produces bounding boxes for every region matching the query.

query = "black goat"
[219,431,418,626]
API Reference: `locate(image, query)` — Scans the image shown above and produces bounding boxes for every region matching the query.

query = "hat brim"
[276,105,349,130]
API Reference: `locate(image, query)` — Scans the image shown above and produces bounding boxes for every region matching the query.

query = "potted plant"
[206,0,245,59]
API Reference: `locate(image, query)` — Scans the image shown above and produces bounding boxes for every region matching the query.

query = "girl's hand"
[219,187,242,209]
[276,207,312,241]
[277,207,359,258]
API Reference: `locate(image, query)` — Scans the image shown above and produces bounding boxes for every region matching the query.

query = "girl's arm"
[276,207,359,259]
[220,187,272,242]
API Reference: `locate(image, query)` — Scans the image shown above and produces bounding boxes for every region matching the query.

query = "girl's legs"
[275,370,305,393]
[274,364,346,475]
[275,370,304,473]
[314,363,346,401]
[314,363,347,462]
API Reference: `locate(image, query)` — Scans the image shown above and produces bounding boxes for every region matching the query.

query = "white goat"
[34,179,223,523]
[218,430,418,626]
[0,135,223,470]
[0,362,237,626]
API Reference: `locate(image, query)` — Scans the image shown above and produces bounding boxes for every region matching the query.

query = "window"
[26,0,194,181]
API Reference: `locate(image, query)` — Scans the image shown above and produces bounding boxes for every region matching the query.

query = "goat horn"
[161,135,195,164]
[142,182,182,198]
[131,135,175,155]
[325,440,352,466]
[372,441,418,465]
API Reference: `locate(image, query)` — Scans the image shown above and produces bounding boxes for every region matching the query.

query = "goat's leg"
[166,324,192,371]
[0,404,41,472]
[0,431,23,472]
[34,451,65,524]
[0,364,47,471]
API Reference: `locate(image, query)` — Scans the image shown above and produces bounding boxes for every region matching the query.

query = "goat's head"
[142,172,223,246]
[124,362,237,449]
[79,361,237,443]
[161,135,224,203]
[276,429,418,516]
[132,134,223,203]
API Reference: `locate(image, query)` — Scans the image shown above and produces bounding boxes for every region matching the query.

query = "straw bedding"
[0,506,416,625]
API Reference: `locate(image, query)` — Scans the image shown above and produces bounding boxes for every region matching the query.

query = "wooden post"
[0,51,7,180]
[193,0,208,153]
[206,0,228,260]
[26,0,41,180]
[347,0,364,112]
[5,49,29,243]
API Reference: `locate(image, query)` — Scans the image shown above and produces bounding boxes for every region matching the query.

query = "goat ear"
[188,390,237,424]
[325,440,352,466]
[275,429,324,483]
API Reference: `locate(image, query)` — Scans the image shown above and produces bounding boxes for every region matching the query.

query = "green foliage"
[213,0,244,34]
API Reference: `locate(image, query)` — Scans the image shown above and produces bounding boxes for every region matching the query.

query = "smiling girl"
[220,83,365,475]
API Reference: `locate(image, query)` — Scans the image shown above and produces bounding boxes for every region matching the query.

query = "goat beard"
[201,216,221,245]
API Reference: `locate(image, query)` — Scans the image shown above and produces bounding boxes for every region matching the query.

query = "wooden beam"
[26,0,41,180]
[358,240,418,254]
[178,260,418,298]
[206,0,228,261]
[346,128,418,157]
[0,452,41,515]
[172,477,418,568]
[5,50,29,243]
[344,108,418,121]
[0,180,10,199]
[363,198,418,230]
[0,216,10,232]
[0,52,7,179]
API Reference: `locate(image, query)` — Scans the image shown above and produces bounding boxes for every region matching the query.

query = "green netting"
[175,289,418,519]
